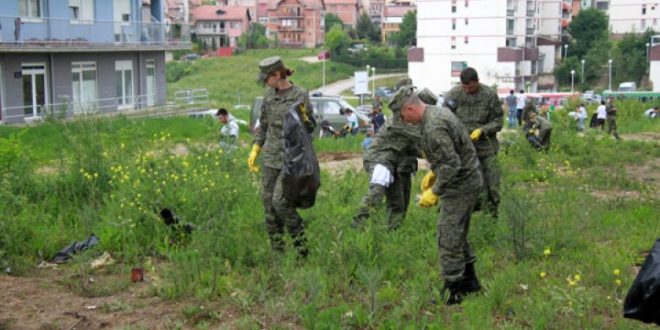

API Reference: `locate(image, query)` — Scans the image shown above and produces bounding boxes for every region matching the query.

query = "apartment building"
[609,1,660,35]
[325,0,360,28]
[409,0,565,95]
[381,5,415,44]
[0,0,190,124]
[192,5,251,48]
[263,0,325,48]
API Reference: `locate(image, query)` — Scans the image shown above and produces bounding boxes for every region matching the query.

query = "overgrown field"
[0,100,658,328]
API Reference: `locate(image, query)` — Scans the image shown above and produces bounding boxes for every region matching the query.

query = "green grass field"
[0,96,658,328]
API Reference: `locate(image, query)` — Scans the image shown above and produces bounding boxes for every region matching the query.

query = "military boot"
[292,233,309,259]
[442,280,464,305]
[462,262,482,294]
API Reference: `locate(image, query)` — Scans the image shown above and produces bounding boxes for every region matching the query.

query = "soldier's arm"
[302,92,316,132]
[428,126,462,196]
[253,98,268,147]
[482,92,504,135]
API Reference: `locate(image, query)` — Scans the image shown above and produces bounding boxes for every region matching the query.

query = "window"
[323,101,342,115]
[145,60,156,107]
[452,0,457,13]
[465,18,469,25]
[69,0,95,22]
[643,5,647,15]
[654,18,658,25]
[71,62,98,113]
[464,36,469,44]
[465,0,469,7]
[642,19,647,30]
[22,63,47,117]
[115,60,133,109]
[451,61,467,76]
[451,37,456,49]
[452,19,456,30]
[19,0,42,19]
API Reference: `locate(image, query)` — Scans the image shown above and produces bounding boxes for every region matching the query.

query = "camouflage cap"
[417,87,438,105]
[388,85,416,113]
[257,56,285,83]
[395,78,413,90]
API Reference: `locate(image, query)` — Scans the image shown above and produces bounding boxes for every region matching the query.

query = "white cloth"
[644,109,657,118]
[577,106,587,119]
[221,120,239,139]
[346,113,359,129]
[370,164,394,187]
[596,105,607,119]
[516,94,526,109]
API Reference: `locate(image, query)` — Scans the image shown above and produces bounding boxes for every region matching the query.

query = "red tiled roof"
[192,5,249,21]
[325,0,357,5]
[383,5,415,17]
[266,0,325,10]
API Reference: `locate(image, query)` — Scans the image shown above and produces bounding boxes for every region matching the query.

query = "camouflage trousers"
[475,154,500,217]
[607,116,620,139]
[260,166,307,254]
[353,170,413,230]
[437,192,478,283]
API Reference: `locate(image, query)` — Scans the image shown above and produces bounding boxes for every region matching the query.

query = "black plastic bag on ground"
[623,239,660,325]
[51,234,100,263]
[282,102,320,209]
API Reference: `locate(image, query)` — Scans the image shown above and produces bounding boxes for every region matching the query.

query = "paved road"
[312,73,406,96]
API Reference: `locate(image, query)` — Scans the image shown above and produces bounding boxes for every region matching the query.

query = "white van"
[618,82,637,92]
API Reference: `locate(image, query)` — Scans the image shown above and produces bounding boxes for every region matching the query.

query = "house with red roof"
[264,0,325,48]
[192,5,252,49]
[325,0,360,28]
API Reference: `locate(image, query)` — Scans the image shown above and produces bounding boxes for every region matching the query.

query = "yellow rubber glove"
[420,171,436,191]
[418,189,439,208]
[247,144,261,173]
[470,128,483,141]
[298,103,309,123]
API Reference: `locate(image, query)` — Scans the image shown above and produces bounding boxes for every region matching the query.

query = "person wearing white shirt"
[577,104,587,132]
[516,90,526,126]
[595,101,607,130]
[217,108,239,147]
[644,107,658,119]
[344,108,359,135]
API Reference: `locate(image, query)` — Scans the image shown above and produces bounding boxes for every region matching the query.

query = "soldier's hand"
[418,189,439,208]
[470,128,483,141]
[420,171,436,191]
[247,144,261,173]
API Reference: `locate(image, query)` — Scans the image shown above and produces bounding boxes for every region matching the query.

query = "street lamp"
[608,59,613,91]
[371,67,376,98]
[581,59,585,85]
[571,70,575,93]
[646,42,650,59]
[564,44,569,59]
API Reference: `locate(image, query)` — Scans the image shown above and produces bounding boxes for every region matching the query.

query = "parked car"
[375,87,395,100]
[618,82,637,92]
[181,53,200,61]
[250,95,371,134]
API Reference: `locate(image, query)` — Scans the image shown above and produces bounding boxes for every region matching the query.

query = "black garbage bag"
[281,102,321,209]
[51,234,100,263]
[623,239,660,325]
[160,208,194,234]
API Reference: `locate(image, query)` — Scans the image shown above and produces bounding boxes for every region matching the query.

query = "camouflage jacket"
[253,84,314,170]
[524,115,552,139]
[363,119,421,175]
[445,83,503,158]
[419,105,483,198]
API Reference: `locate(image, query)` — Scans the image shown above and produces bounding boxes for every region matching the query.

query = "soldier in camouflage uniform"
[352,119,421,230]
[605,97,621,139]
[390,85,484,305]
[248,57,316,257]
[523,111,552,151]
[444,67,503,217]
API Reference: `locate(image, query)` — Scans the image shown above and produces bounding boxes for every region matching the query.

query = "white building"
[609,1,660,35]
[409,0,566,95]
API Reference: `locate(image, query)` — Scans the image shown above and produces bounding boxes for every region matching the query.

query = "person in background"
[523,111,552,151]
[576,104,587,132]
[595,100,607,130]
[605,97,621,140]
[505,90,518,128]
[516,89,526,126]
[344,108,359,135]
[644,106,659,119]
[217,108,239,147]
[371,106,385,133]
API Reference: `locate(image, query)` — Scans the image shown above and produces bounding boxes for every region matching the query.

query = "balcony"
[0,16,191,52]
[277,25,304,32]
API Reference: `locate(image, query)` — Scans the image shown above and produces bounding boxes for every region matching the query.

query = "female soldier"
[247,57,315,257]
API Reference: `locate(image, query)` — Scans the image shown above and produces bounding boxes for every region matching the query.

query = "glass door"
[146,59,156,107]
[22,63,48,117]
[115,60,134,109]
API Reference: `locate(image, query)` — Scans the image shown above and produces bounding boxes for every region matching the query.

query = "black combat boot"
[292,233,309,259]
[462,262,482,294]
[442,280,464,305]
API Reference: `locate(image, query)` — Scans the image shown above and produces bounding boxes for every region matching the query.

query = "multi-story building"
[381,5,415,44]
[368,0,385,25]
[409,0,564,95]
[609,1,660,35]
[165,0,202,24]
[192,5,251,48]
[0,0,190,124]
[264,0,325,48]
[325,0,360,28]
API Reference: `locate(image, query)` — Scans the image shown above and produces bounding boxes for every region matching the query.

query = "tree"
[237,23,269,49]
[325,13,344,32]
[612,30,655,87]
[396,10,416,47]
[325,24,351,56]
[356,13,379,42]
[567,9,609,60]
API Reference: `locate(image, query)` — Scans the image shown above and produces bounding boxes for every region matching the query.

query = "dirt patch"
[318,152,363,175]
[621,132,660,143]
[625,157,660,187]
